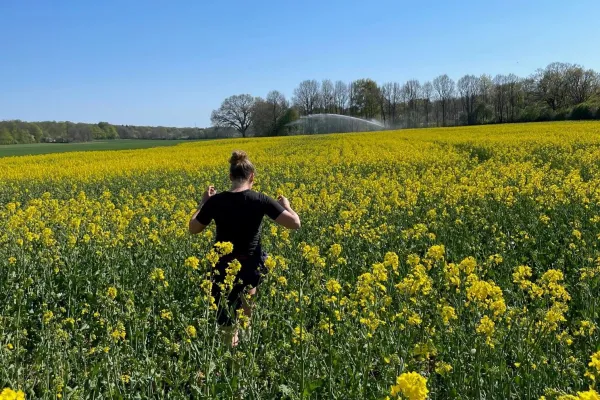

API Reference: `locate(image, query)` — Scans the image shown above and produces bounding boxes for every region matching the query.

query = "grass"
[0,139,196,158]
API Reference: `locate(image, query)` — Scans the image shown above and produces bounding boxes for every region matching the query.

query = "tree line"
[3,61,599,145]
[212,62,600,137]
[0,120,238,145]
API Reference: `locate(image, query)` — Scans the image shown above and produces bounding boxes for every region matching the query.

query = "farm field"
[0,139,194,158]
[2,121,600,399]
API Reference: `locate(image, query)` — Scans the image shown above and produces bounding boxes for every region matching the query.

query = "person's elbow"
[290,216,301,230]
[189,219,203,234]
[275,211,301,230]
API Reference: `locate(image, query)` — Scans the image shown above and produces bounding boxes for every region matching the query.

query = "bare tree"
[293,80,320,115]
[493,75,508,123]
[478,75,493,105]
[565,67,599,104]
[457,75,479,124]
[536,62,572,111]
[433,74,455,126]
[210,94,256,137]
[506,73,523,121]
[380,82,401,127]
[320,80,335,113]
[403,79,421,127]
[333,81,349,114]
[422,81,433,127]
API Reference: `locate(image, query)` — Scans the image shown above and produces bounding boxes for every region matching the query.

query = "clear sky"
[2,0,599,127]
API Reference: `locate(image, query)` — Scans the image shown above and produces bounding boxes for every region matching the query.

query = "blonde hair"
[229,150,255,182]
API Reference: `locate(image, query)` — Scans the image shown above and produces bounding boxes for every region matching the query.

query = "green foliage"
[273,108,299,136]
[350,78,381,119]
[0,129,15,145]
[0,120,219,146]
[570,103,597,120]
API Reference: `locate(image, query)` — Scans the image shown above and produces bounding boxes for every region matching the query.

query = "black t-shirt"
[196,189,285,256]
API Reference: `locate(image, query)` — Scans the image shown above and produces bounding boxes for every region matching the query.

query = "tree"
[350,79,381,119]
[433,74,455,126]
[252,91,290,136]
[536,62,572,111]
[505,74,523,122]
[380,82,401,127]
[293,80,320,116]
[333,81,349,114]
[403,79,421,128]
[422,81,433,127]
[565,67,599,104]
[457,75,479,125]
[493,75,509,123]
[29,123,43,142]
[211,94,256,137]
[0,129,14,145]
[320,80,335,113]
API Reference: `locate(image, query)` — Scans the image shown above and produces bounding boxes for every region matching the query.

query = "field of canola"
[2,121,600,400]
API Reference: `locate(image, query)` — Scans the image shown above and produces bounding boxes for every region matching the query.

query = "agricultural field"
[2,121,600,399]
[0,140,194,158]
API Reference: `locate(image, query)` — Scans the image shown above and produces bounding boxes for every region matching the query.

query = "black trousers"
[211,249,267,326]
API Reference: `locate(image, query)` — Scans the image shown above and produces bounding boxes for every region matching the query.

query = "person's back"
[188,150,301,346]
[200,189,285,256]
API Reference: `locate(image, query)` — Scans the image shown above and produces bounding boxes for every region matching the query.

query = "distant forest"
[2,61,600,145]
[0,120,238,145]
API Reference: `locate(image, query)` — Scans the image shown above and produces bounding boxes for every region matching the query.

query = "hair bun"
[230,150,248,166]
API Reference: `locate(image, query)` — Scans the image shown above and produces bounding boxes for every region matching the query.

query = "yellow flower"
[219,259,242,293]
[459,256,477,275]
[384,252,399,272]
[292,326,311,344]
[476,315,495,347]
[160,309,173,321]
[426,245,445,261]
[264,256,276,272]
[328,243,342,258]
[319,318,334,335]
[576,390,600,400]
[185,325,197,338]
[184,256,200,270]
[121,374,131,384]
[326,279,342,294]
[435,361,453,376]
[43,311,54,324]
[0,388,26,400]
[150,268,165,282]
[110,322,126,341]
[106,286,117,300]
[390,372,428,400]
[439,305,457,325]
[407,312,422,326]
[214,241,233,256]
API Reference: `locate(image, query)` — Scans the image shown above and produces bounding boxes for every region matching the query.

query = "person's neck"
[230,182,251,192]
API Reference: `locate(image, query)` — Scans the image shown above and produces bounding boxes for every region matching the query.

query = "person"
[189,150,301,346]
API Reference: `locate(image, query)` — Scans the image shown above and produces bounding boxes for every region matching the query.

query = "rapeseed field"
[2,122,600,399]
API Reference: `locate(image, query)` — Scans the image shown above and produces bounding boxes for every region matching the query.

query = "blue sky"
[2,0,599,127]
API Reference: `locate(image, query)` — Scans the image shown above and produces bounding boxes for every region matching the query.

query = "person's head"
[229,150,255,186]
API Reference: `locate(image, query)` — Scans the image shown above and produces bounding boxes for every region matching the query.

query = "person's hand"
[277,195,290,209]
[202,185,216,204]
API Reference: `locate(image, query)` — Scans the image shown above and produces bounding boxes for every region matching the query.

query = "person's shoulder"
[205,192,225,205]
[247,190,270,202]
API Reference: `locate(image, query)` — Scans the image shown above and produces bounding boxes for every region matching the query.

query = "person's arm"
[189,185,216,234]
[274,195,301,230]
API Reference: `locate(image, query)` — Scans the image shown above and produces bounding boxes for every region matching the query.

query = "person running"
[189,150,301,346]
